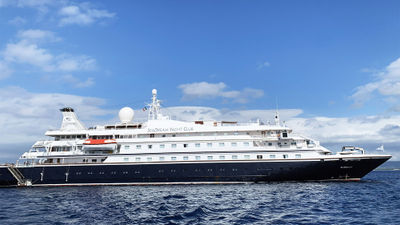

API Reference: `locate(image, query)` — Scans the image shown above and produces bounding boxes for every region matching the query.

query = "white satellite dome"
[119,107,134,124]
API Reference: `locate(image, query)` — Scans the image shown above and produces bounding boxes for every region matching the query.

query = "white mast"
[148,89,161,120]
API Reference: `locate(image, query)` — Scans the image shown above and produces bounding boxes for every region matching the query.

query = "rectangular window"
[148,145,152,149]
[257,155,263,159]
[270,155,276,159]
[207,156,213,160]
[135,157,141,162]
[172,144,177,148]
[268,143,273,146]
[183,156,189,160]
[219,156,225,160]
[171,157,177,161]
[150,134,155,138]
[244,155,250,159]
[147,157,152,161]
[282,132,288,138]
[195,156,201,160]
[159,157,165,161]
[295,154,301,159]
[283,154,289,159]
[231,142,237,147]
[195,143,200,148]
[160,144,165,149]
[136,145,141,149]
[243,142,250,146]
[183,144,188,148]
[219,143,225,147]
[207,143,212,148]
[124,157,129,162]
[232,155,238,159]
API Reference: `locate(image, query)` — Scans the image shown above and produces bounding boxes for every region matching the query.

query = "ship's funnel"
[60,107,86,131]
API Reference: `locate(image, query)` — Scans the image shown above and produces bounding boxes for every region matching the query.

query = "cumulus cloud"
[4,40,54,71]
[178,82,264,103]
[1,1,115,26]
[0,29,97,82]
[352,57,400,107]
[58,4,115,26]
[17,29,61,42]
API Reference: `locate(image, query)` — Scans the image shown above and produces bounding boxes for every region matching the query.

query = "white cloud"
[1,30,97,73]
[4,40,54,71]
[352,57,400,107]
[17,29,61,42]
[0,61,13,79]
[178,82,264,103]
[62,74,94,88]
[8,16,27,25]
[56,55,96,71]
[257,61,270,69]
[59,4,115,26]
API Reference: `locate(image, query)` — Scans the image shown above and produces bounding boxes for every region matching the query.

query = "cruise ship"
[0,89,391,187]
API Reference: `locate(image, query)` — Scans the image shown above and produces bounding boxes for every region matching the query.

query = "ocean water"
[0,163,399,224]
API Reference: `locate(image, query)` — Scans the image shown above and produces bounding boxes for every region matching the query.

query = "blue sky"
[1,0,400,161]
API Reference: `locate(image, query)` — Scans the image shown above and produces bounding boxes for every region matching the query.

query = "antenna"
[274,97,280,126]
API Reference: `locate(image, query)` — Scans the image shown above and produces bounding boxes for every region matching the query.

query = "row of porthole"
[125,142,251,150]
[124,154,302,162]
[74,168,243,176]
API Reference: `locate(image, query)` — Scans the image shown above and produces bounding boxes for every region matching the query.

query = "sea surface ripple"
[0,170,399,224]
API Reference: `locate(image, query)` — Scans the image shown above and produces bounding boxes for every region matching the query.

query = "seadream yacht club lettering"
[147,127,194,133]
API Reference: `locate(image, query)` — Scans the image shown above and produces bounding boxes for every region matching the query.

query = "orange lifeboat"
[84,139,117,145]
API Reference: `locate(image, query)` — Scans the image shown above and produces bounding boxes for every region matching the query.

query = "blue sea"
[0,162,399,225]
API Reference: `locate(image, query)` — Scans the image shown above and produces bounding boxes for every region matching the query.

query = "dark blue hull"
[0,156,390,187]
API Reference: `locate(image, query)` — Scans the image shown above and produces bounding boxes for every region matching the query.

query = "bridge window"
[231,142,237,147]
[195,156,201,160]
[136,145,141,149]
[283,154,289,159]
[183,156,189,160]
[160,144,165,149]
[232,155,238,160]
[208,156,213,160]
[219,156,225,160]
[172,144,177,148]
[295,154,301,159]
[171,157,177,161]
[207,143,212,148]
[270,154,276,159]
[244,155,250,159]
[159,157,165,161]
[219,143,225,147]
[243,142,250,146]
[195,143,200,148]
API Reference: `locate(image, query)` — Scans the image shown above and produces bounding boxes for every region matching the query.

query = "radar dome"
[119,107,134,124]
[152,89,157,95]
